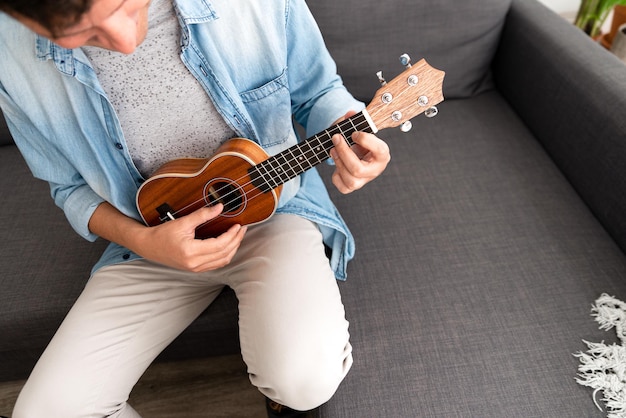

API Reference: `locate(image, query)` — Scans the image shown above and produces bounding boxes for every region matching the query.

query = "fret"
[249,111,374,191]
[311,134,330,161]
[336,123,348,145]
[346,118,358,146]
[326,125,341,140]
[303,137,324,165]
[257,161,279,190]
[262,158,290,185]
[273,153,298,180]
[285,145,308,174]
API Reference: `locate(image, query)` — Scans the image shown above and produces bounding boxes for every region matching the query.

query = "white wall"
[537,0,579,14]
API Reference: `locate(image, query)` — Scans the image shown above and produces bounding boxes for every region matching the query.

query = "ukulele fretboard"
[248,112,373,192]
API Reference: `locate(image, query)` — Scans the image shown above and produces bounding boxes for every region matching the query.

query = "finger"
[331,169,352,194]
[330,135,368,193]
[350,131,391,164]
[330,134,362,174]
[217,222,247,246]
[332,166,368,193]
[217,224,247,261]
[331,150,368,193]
[180,204,224,231]
[193,224,247,271]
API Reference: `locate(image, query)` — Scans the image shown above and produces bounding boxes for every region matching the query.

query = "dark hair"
[0,0,94,36]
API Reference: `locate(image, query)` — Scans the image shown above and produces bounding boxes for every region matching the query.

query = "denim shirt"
[0,0,363,279]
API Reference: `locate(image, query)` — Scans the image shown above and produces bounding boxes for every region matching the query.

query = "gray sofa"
[1,0,626,416]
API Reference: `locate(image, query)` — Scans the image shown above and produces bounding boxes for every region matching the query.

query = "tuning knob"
[376,71,387,86]
[400,121,413,132]
[400,53,412,68]
[425,106,439,118]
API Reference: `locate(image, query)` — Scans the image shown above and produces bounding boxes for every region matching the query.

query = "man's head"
[0,0,93,38]
[1,0,151,54]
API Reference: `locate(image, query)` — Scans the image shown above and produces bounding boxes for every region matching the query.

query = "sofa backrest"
[0,1,512,145]
[494,0,626,254]
[0,110,12,146]
[308,0,512,102]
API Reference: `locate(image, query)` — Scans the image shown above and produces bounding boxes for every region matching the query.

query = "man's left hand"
[329,112,391,194]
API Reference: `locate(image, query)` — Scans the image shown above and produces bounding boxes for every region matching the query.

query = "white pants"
[13,214,353,418]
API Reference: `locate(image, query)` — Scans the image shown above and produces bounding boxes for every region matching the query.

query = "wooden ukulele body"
[136,138,282,239]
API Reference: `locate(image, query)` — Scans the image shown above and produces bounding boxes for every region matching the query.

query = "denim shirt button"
[115,143,123,150]
[122,253,130,260]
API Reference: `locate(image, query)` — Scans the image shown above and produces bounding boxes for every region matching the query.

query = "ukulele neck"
[248,110,375,193]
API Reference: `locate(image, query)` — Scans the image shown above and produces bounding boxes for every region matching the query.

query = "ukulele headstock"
[365,54,445,133]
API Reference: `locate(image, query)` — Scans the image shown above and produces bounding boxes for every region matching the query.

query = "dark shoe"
[265,397,309,417]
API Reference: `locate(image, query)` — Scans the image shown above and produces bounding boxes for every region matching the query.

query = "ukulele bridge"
[156,203,176,222]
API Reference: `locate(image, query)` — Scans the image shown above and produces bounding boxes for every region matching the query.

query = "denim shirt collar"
[36,36,76,75]
[173,0,218,23]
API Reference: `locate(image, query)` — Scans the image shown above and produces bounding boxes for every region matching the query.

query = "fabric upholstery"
[2,1,626,417]
[0,146,105,379]
[308,0,512,101]
[315,92,626,417]
[493,0,626,255]
[0,146,240,380]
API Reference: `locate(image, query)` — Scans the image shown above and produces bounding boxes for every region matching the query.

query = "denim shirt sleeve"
[0,15,141,242]
[284,0,364,136]
[0,90,107,241]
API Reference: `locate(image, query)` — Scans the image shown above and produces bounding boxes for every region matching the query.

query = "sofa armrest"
[493,0,626,253]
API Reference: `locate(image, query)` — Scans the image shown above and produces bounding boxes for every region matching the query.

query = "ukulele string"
[166,116,371,222]
[193,117,372,231]
[196,115,370,215]
[170,116,370,220]
[164,131,338,219]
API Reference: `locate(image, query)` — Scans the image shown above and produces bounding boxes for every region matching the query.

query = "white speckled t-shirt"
[82,0,235,178]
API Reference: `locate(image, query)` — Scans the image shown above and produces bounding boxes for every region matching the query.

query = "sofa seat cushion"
[309,0,512,101]
[0,110,12,146]
[316,91,626,417]
[0,145,240,381]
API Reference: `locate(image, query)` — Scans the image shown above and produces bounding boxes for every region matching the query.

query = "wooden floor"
[0,354,268,417]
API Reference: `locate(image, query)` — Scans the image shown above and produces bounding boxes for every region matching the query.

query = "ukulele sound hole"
[203,179,245,216]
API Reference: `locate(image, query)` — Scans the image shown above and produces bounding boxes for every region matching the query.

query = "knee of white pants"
[255,346,354,411]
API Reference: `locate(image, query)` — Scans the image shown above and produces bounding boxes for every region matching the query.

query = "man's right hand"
[88,202,247,273]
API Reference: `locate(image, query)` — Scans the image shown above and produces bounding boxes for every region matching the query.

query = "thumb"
[182,204,224,228]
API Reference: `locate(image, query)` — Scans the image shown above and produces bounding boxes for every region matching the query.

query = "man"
[0,0,390,416]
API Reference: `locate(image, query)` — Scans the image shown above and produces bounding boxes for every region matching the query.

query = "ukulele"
[136,55,445,238]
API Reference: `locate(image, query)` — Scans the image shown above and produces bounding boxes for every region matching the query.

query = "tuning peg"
[425,106,439,118]
[376,71,387,86]
[400,53,412,68]
[400,121,413,132]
